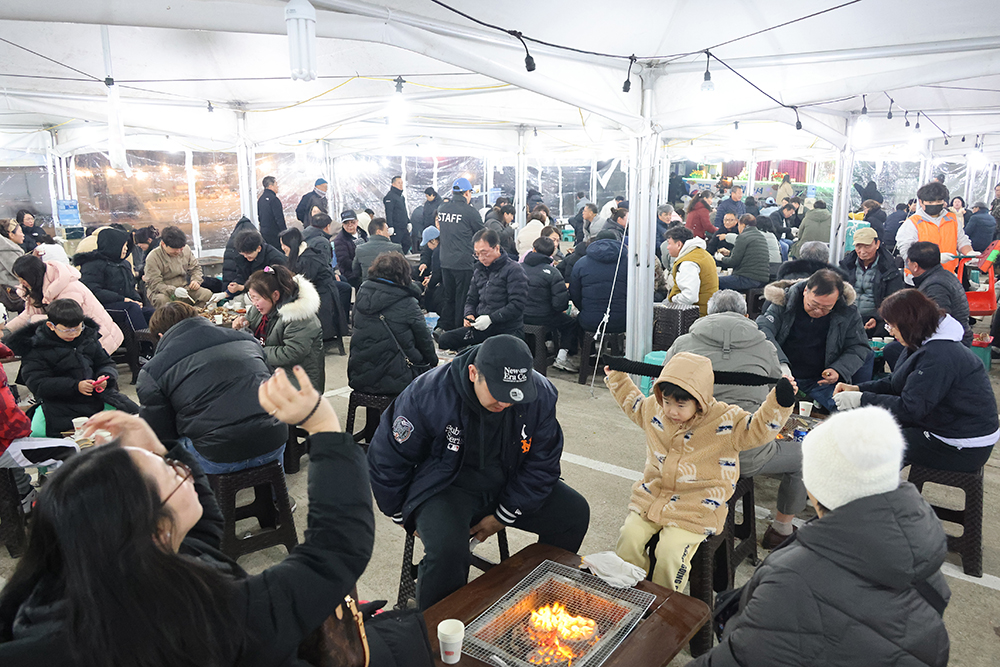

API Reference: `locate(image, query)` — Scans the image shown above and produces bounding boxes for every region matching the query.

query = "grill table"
[424,544,711,667]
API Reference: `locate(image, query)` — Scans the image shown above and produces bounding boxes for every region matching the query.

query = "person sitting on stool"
[368,335,590,609]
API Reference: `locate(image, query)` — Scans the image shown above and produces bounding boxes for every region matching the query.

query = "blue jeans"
[718,274,764,291]
[796,351,874,413]
[179,438,285,474]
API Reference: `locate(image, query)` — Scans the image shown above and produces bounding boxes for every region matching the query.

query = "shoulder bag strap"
[380,314,414,368]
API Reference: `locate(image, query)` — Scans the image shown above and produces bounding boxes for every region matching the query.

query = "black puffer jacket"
[0,433,375,667]
[73,228,140,305]
[913,264,972,346]
[6,319,123,437]
[464,250,528,333]
[688,483,950,667]
[222,217,258,284]
[348,279,437,395]
[522,252,569,320]
[137,317,288,463]
[383,185,411,252]
[859,315,997,439]
[231,242,288,287]
[757,279,870,382]
[557,241,587,281]
[569,238,627,332]
[291,243,342,341]
[423,193,442,234]
[486,219,517,258]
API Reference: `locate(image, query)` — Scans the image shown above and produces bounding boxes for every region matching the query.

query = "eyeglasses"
[161,458,193,506]
[54,324,84,335]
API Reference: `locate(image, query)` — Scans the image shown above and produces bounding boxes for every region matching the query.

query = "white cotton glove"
[940,252,957,264]
[173,287,193,303]
[207,292,226,306]
[582,552,647,588]
[473,315,492,331]
[779,364,793,378]
[833,391,862,411]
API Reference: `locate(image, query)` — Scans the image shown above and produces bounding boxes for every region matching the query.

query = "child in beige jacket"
[605,351,796,590]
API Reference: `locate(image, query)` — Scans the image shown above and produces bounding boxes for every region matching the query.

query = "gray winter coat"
[666,312,783,474]
[0,235,22,288]
[688,483,950,667]
[246,275,325,391]
[912,264,972,346]
[757,279,870,381]
[352,234,402,282]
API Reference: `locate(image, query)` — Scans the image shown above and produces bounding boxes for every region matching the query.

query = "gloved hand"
[833,391,862,411]
[173,286,191,302]
[940,252,957,264]
[472,315,492,331]
[775,377,797,408]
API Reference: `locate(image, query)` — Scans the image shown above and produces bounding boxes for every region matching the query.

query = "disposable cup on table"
[437,619,465,664]
[214,314,224,325]
[71,416,88,432]
[798,401,813,417]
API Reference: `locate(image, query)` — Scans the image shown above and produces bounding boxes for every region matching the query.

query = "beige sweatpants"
[615,511,706,591]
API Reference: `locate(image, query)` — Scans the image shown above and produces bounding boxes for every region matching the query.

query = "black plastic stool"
[207,459,298,560]
[283,425,308,474]
[345,391,395,444]
[577,331,626,384]
[908,465,984,576]
[523,324,551,376]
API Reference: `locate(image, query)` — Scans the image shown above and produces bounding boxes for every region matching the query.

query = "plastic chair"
[207,459,298,560]
[523,323,551,376]
[908,465,984,577]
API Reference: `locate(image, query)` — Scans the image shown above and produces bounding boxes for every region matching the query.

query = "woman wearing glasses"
[833,289,998,472]
[0,254,123,355]
[0,366,375,667]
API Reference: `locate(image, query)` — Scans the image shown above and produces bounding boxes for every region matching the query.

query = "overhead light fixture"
[508,30,535,72]
[733,121,739,130]
[285,0,317,81]
[394,76,405,94]
[793,107,802,131]
[700,52,714,93]
[207,101,214,113]
[904,110,910,127]
[856,94,869,125]
[886,97,894,119]
[915,112,921,131]
[622,55,636,93]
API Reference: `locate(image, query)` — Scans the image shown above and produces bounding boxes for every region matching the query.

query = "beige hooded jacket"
[606,352,792,536]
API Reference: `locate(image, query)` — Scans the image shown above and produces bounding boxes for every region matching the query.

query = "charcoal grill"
[462,560,655,667]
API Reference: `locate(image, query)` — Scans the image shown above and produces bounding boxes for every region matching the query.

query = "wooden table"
[423,544,711,667]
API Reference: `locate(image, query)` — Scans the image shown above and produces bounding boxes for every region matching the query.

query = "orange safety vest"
[910,211,960,273]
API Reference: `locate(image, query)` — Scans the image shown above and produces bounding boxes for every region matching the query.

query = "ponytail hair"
[245,264,298,306]
[279,228,303,271]
[611,207,628,223]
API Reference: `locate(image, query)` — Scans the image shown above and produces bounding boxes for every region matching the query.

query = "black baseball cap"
[340,210,357,222]
[473,335,537,404]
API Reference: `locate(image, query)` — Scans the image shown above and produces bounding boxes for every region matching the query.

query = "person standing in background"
[383,175,411,254]
[295,178,328,228]
[257,176,286,249]
[436,178,484,332]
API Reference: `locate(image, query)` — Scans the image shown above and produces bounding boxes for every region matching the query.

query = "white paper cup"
[71,416,88,432]
[798,401,813,417]
[214,314,224,325]
[437,619,465,664]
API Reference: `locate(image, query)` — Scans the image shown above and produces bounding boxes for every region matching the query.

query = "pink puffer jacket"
[4,261,123,354]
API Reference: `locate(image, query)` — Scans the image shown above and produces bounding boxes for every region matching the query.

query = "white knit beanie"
[801,406,904,510]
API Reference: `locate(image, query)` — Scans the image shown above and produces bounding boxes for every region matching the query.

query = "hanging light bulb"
[886,97,894,120]
[904,111,910,127]
[856,94,869,126]
[915,112,921,131]
[394,76,405,94]
[285,0,317,81]
[700,52,714,93]
[622,55,636,93]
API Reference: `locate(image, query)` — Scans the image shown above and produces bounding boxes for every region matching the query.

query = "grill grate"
[463,560,655,667]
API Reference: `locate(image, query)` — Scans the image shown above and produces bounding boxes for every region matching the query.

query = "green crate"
[971,344,991,371]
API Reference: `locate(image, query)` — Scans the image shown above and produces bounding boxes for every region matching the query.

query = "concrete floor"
[2,330,1000,665]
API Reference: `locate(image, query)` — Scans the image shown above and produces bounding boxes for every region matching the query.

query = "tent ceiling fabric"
[2,0,1000,158]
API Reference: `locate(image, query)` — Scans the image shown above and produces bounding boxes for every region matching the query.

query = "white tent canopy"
[2,0,1000,359]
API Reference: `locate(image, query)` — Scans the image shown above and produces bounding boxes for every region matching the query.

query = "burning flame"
[530,603,596,641]
[526,602,597,665]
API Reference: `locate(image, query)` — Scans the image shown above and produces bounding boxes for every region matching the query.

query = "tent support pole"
[625,77,657,363]
[186,149,202,258]
[236,111,255,224]
[516,126,527,228]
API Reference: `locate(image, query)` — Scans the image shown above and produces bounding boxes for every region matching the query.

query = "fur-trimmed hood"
[776,258,850,281]
[763,277,856,307]
[277,274,321,322]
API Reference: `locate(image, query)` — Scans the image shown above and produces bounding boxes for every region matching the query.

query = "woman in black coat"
[834,289,998,472]
[74,227,154,330]
[0,369,374,667]
[348,251,437,396]
[280,227,349,342]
